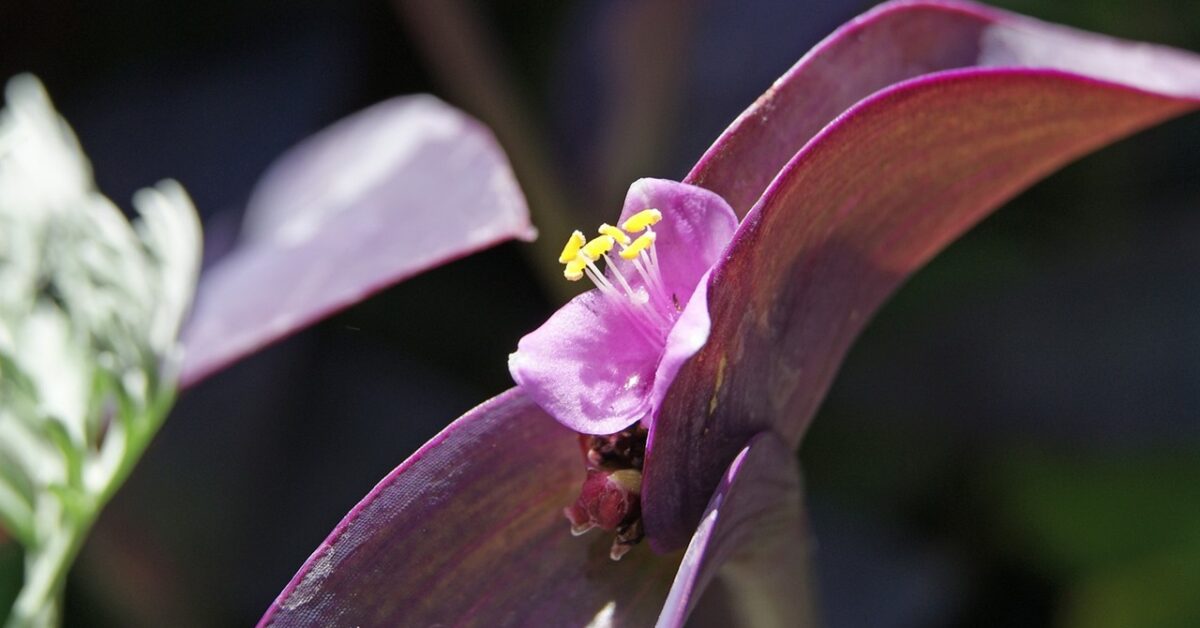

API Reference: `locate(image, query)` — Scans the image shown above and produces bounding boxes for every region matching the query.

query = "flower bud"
[562,469,642,546]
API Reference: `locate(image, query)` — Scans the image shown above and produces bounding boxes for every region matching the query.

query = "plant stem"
[4,388,174,628]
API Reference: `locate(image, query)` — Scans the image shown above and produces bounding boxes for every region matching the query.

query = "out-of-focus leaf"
[990,449,1200,627]
[643,0,1200,550]
[179,95,535,387]
[987,450,1200,575]
[1061,536,1200,628]
[393,0,577,298]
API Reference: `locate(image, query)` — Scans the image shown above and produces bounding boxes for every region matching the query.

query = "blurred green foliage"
[988,450,1200,576]
[988,450,1200,627]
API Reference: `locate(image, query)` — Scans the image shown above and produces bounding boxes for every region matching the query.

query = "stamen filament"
[647,233,661,271]
[602,254,671,329]
[600,253,638,300]
[557,210,678,342]
[584,264,665,347]
[643,230,674,307]
[628,255,671,312]
[582,260,618,295]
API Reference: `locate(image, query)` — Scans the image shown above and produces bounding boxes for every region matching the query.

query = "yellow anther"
[581,235,615,260]
[598,223,631,246]
[563,258,587,281]
[621,209,662,233]
[619,232,656,260]
[559,230,586,264]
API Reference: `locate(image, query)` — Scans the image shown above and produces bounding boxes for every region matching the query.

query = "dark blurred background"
[1,0,1198,626]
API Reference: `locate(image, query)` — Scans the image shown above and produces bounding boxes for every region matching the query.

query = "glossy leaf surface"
[259,389,679,627]
[645,0,1200,550]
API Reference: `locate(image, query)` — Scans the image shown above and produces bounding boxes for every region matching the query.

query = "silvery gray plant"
[0,75,201,627]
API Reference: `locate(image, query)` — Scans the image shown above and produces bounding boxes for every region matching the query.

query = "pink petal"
[179,95,534,387]
[649,268,714,424]
[611,178,738,304]
[644,0,1200,550]
[509,290,662,435]
[259,389,680,627]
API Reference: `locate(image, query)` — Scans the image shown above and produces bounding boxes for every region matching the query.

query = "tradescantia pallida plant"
[258,1,1200,626]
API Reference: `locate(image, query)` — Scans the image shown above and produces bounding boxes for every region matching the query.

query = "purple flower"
[255,1,1200,626]
[508,179,743,558]
[509,179,736,436]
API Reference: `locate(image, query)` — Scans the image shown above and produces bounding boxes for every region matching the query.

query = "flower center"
[558,209,677,345]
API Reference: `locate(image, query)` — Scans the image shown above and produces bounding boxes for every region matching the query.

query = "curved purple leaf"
[261,391,816,627]
[259,389,680,627]
[686,0,1200,219]
[658,431,815,628]
[179,95,535,387]
[644,0,1200,550]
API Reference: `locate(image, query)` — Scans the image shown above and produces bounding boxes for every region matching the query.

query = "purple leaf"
[258,389,680,627]
[178,95,534,387]
[259,393,816,627]
[659,431,815,628]
[686,0,1200,219]
[643,0,1200,550]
